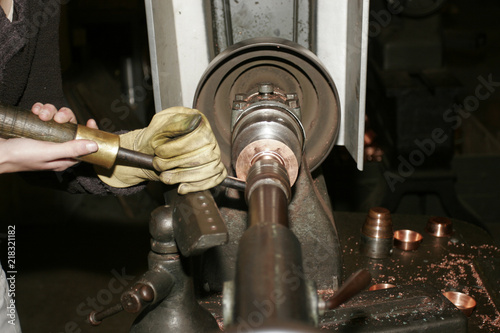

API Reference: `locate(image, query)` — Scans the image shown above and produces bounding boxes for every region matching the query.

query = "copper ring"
[393,230,423,251]
[368,283,396,291]
[442,291,476,316]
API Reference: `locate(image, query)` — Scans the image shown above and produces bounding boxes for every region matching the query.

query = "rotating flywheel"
[193,37,340,179]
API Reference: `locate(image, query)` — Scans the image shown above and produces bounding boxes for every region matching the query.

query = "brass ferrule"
[75,125,120,169]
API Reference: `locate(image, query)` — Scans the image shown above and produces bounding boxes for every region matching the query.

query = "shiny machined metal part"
[245,156,292,224]
[193,37,340,173]
[235,139,299,185]
[361,207,394,239]
[393,229,423,251]
[231,97,305,185]
[368,283,397,291]
[75,125,120,169]
[230,82,302,129]
[360,207,394,259]
[442,291,477,317]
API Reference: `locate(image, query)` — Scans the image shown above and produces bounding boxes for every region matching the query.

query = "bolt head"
[258,83,274,94]
[232,101,246,110]
[287,99,298,108]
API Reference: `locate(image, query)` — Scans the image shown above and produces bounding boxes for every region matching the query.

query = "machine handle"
[88,283,156,326]
[324,269,372,310]
[88,303,124,326]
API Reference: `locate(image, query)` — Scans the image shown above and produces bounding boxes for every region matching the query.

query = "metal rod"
[221,176,246,192]
[116,147,155,169]
[248,184,289,227]
[88,303,124,326]
[115,149,245,191]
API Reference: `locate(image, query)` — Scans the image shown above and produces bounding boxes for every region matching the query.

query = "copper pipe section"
[426,216,453,237]
[360,207,394,258]
[393,230,423,251]
[442,291,476,317]
[325,269,372,310]
[368,283,396,291]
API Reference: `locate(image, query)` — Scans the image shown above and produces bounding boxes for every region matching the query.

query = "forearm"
[0,137,97,174]
[0,142,15,174]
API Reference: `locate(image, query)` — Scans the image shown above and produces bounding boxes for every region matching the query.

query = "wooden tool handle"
[0,103,77,142]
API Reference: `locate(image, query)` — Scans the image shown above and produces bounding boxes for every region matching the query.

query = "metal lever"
[88,283,156,326]
[221,176,246,191]
[88,303,124,326]
[324,269,372,310]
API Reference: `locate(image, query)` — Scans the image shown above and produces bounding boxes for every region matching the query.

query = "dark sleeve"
[20,163,147,196]
[0,1,65,109]
[16,2,65,109]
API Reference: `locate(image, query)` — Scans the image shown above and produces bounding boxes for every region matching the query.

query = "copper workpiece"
[361,207,394,239]
[393,229,423,251]
[426,216,454,237]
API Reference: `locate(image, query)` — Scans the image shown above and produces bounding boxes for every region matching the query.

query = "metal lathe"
[87,1,500,332]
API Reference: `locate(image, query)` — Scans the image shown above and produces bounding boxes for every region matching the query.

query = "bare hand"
[0,103,99,174]
[0,137,98,173]
[31,103,98,129]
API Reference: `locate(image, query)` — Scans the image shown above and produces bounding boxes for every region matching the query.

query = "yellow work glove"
[96,107,227,194]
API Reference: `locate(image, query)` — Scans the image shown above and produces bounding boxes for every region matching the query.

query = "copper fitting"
[368,283,396,291]
[393,230,423,251]
[442,291,476,317]
[361,207,393,239]
[360,207,394,259]
[426,216,453,237]
[235,139,299,185]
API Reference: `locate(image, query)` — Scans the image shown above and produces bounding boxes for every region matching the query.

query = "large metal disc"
[193,37,340,172]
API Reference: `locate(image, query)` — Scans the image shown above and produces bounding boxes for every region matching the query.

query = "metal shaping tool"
[0,102,188,170]
[0,103,245,191]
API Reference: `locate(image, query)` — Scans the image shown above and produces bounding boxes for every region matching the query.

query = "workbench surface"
[328,211,500,332]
